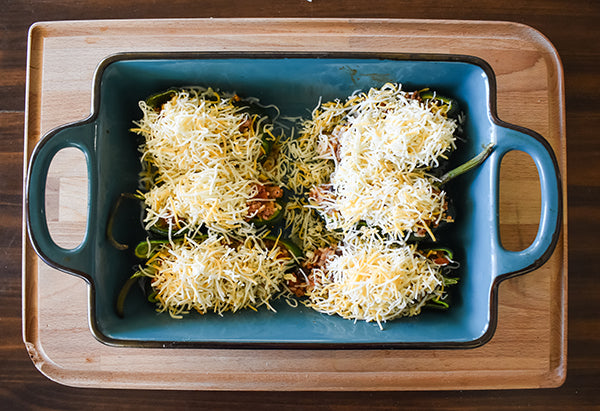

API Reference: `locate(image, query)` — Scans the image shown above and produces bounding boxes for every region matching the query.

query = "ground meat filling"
[287,246,340,297]
[246,183,284,221]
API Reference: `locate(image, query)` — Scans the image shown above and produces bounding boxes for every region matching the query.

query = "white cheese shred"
[306,231,445,329]
[128,83,460,327]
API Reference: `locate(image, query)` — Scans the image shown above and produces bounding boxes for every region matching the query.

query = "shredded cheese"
[342,83,457,172]
[306,231,446,329]
[132,87,276,235]
[140,233,294,318]
[303,83,457,239]
[282,196,343,252]
[320,169,448,239]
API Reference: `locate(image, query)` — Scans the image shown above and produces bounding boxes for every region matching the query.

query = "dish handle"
[26,121,97,282]
[492,125,562,277]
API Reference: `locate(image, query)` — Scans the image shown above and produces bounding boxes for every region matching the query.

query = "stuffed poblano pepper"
[116,232,298,318]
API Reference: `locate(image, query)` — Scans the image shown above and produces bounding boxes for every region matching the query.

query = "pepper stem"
[438,143,495,185]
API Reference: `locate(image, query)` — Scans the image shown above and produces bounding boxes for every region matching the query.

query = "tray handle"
[492,125,562,277]
[26,121,97,282]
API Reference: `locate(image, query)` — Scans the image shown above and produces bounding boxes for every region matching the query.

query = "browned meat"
[304,246,339,272]
[417,249,451,266]
[238,115,252,133]
[246,183,284,220]
[309,184,335,206]
[286,246,340,297]
[286,272,315,297]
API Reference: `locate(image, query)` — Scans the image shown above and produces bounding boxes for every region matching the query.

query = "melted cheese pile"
[132,88,270,234]
[307,231,445,328]
[140,234,293,318]
[305,83,457,239]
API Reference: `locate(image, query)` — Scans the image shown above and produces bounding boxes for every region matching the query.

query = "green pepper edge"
[145,88,179,109]
[115,271,144,318]
[147,290,158,303]
[263,234,303,259]
[418,90,460,118]
[422,247,454,261]
[134,235,209,259]
[425,297,450,310]
[258,134,274,162]
[250,201,285,226]
[438,143,495,186]
[443,277,459,286]
[147,221,191,238]
[107,192,145,251]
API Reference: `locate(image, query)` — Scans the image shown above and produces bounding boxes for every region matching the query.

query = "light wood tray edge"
[21,17,568,391]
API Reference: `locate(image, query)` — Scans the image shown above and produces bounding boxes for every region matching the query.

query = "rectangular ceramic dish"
[25,52,562,349]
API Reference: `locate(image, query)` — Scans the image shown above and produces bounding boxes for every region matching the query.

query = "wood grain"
[2,0,599,409]
[21,18,566,391]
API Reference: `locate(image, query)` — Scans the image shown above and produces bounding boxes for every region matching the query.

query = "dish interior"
[91,56,496,345]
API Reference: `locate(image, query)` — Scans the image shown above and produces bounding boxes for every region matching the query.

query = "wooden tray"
[22,18,567,390]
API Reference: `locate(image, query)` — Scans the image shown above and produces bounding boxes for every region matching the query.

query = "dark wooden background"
[1,1,598,409]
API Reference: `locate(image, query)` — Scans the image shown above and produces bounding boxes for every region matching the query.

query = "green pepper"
[145,88,179,110]
[438,143,494,186]
[118,236,209,317]
[422,247,454,261]
[406,144,494,242]
[263,234,303,259]
[148,221,172,237]
[419,90,460,118]
[134,235,209,259]
[106,191,192,245]
[147,289,158,303]
[425,297,450,310]
[115,265,162,318]
[134,239,170,259]
[107,192,145,250]
[422,247,457,311]
[258,131,275,162]
[146,217,192,238]
[249,201,285,227]
[443,277,459,286]
[115,271,144,318]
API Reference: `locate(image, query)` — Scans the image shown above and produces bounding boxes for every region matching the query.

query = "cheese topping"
[307,231,446,328]
[342,83,457,172]
[303,83,457,239]
[140,233,293,318]
[132,88,274,234]
[282,196,343,252]
[320,169,448,240]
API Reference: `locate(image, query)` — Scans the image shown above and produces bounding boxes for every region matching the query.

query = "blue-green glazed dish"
[26,53,562,349]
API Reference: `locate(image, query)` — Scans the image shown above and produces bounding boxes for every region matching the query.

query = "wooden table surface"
[1,1,598,409]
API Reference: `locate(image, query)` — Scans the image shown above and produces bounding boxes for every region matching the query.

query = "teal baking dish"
[25,53,562,349]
